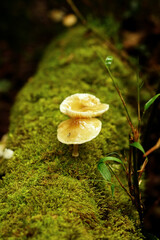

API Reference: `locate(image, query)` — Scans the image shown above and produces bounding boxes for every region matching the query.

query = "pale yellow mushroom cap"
[62,14,77,27]
[60,93,109,118]
[57,118,102,144]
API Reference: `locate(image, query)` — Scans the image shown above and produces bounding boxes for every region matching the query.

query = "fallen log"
[0,26,144,239]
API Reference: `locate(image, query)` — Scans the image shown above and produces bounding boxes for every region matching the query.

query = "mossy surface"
[0,26,144,239]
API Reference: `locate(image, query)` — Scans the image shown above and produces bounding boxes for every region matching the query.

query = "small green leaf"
[106,152,121,158]
[105,56,113,67]
[99,156,125,170]
[111,184,115,198]
[98,162,111,182]
[144,93,160,112]
[130,142,145,154]
[99,156,123,164]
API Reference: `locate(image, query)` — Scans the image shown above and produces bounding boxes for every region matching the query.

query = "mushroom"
[60,93,109,118]
[57,118,102,157]
[57,93,109,157]
[3,148,14,159]
[49,9,65,22]
[62,14,77,27]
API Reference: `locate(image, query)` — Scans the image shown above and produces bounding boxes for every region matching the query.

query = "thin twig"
[143,138,160,157]
[138,138,160,180]
[66,0,87,25]
[138,158,148,180]
[66,0,133,68]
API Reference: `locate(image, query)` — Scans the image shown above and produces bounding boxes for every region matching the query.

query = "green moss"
[0,26,144,239]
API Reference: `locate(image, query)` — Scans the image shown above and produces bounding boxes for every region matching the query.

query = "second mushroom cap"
[57,118,102,144]
[60,93,109,118]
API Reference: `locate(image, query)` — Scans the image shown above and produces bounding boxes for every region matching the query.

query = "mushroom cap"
[57,118,102,144]
[60,93,109,118]
[62,14,77,27]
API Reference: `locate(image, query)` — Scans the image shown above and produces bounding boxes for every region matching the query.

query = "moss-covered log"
[0,26,144,239]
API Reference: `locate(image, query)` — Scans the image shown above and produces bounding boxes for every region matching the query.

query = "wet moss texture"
[0,26,144,239]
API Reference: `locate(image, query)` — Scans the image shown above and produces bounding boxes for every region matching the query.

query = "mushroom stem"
[72,144,79,157]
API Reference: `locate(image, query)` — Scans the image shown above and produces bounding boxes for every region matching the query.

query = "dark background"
[0,0,160,136]
[0,0,160,238]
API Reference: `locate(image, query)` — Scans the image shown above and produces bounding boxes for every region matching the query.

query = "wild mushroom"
[57,93,109,157]
[62,14,77,27]
[3,148,14,159]
[60,93,109,118]
[57,118,102,157]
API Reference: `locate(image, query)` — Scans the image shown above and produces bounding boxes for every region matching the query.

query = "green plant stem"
[137,71,141,130]
[107,164,134,202]
[106,65,135,135]
[132,147,143,224]
[128,142,133,196]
